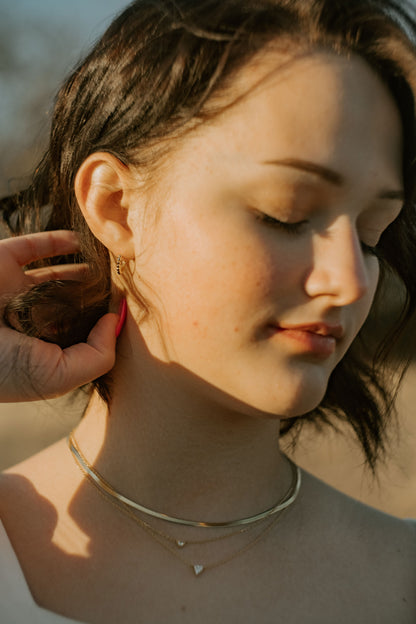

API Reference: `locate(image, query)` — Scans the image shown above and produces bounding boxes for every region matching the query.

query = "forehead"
[175,49,403,191]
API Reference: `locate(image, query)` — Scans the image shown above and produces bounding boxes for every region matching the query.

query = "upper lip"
[274,322,345,340]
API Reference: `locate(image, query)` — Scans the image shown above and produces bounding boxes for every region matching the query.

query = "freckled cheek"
[174,255,290,341]
[145,222,298,337]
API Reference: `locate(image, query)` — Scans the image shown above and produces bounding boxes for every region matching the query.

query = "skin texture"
[1,50,415,624]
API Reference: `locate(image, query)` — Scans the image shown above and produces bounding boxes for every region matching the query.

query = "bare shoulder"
[301,468,416,556]
[0,438,82,557]
[296,470,416,619]
[0,438,70,508]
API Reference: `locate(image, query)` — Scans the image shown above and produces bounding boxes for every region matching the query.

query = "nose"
[303,217,372,306]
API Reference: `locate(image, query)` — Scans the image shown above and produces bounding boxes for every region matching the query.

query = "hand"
[0,231,118,401]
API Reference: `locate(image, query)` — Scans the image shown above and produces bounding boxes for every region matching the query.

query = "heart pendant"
[193,564,204,576]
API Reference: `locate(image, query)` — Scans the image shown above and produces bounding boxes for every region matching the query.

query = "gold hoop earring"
[116,255,127,275]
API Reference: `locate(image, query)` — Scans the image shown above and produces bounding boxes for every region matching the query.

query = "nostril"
[303,229,373,304]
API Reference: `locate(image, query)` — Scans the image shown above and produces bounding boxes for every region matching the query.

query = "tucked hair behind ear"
[2,0,416,467]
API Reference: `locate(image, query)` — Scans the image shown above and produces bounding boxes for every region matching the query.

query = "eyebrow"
[261,158,404,201]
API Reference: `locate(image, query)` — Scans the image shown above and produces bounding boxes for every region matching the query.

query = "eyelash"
[256,212,381,257]
[255,212,307,234]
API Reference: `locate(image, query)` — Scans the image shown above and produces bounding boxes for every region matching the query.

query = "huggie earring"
[116,255,127,275]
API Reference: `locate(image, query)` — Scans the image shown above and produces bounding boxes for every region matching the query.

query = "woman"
[0,0,415,621]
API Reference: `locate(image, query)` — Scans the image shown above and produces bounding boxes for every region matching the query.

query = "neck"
[74,322,291,524]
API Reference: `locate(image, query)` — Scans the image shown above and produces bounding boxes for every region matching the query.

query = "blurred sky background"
[0,0,130,196]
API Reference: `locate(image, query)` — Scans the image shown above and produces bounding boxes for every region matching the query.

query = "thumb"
[57,313,119,390]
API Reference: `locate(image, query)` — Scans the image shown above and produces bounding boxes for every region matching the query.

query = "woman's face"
[127,50,403,418]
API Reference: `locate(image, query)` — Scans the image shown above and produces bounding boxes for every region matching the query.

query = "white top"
[1,518,415,623]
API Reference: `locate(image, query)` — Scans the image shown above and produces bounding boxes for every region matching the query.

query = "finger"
[53,313,119,391]
[0,313,119,401]
[0,231,80,267]
[25,263,90,284]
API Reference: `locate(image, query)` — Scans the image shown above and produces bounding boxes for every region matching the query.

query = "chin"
[254,381,328,420]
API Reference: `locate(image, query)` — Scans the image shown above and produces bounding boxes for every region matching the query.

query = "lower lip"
[268,327,337,357]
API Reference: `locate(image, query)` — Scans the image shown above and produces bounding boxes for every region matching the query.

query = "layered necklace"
[68,433,301,576]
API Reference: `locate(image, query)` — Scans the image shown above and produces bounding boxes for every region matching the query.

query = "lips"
[276,322,345,340]
[267,322,344,357]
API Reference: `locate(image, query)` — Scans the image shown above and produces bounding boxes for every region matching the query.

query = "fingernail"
[115,298,127,337]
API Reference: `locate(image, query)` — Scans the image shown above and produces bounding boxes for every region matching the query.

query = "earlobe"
[75,152,135,258]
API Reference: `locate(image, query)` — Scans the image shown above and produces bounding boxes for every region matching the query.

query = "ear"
[75,152,136,259]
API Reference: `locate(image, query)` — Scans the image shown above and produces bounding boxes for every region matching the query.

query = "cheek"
[360,259,380,319]
[338,259,380,358]
[140,229,295,341]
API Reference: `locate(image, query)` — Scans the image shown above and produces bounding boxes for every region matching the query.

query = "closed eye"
[358,204,403,256]
[358,216,401,257]
[360,241,379,256]
[255,211,308,234]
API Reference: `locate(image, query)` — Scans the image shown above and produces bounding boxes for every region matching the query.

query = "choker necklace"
[67,433,301,528]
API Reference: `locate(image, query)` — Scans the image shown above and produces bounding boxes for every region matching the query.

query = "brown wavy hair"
[2,0,416,468]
